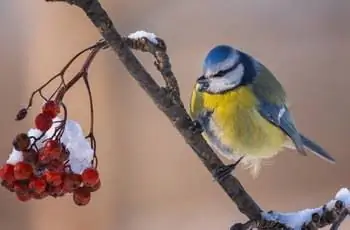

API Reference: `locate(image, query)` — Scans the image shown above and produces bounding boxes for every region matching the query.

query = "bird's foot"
[213,156,244,182]
[189,119,203,134]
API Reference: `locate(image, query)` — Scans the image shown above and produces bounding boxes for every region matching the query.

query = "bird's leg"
[213,156,244,181]
[189,119,204,134]
[189,110,213,134]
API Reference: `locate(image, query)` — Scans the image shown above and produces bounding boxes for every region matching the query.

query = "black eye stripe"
[212,59,241,78]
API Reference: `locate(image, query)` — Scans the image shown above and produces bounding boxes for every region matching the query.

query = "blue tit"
[189,45,335,177]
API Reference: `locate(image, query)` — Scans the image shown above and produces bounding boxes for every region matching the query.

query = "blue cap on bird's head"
[197,45,251,94]
[203,45,239,77]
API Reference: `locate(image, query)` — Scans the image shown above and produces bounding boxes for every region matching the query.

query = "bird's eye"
[213,70,226,78]
[212,66,235,78]
[212,58,242,78]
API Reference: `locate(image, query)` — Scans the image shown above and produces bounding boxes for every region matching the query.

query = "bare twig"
[44,0,348,229]
[123,36,182,106]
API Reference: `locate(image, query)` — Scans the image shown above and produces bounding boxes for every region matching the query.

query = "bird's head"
[197,45,259,94]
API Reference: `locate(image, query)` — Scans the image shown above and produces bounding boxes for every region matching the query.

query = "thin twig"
[26,42,102,110]
[55,41,105,102]
[123,37,182,106]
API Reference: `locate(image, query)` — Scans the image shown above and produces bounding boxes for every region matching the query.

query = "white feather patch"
[206,63,245,93]
[278,106,286,123]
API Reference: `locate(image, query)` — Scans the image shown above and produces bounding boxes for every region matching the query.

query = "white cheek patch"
[207,63,245,93]
[204,51,240,77]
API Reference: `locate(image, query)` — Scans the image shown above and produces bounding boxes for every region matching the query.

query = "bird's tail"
[284,134,335,163]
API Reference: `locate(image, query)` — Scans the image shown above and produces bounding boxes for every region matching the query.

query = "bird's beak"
[196,75,209,92]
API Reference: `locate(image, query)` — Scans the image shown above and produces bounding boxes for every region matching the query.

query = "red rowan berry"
[42,100,60,119]
[13,181,28,193]
[47,160,65,172]
[1,180,14,192]
[32,191,48,200]
[73,187,91,206]
[29,176,46,194]
[81,168,99,187]
[88,180,101,192]
[44,171,63,186]
[63,173,82,192]
[38,148,50,164]
[16,191,31,202]
[35,113,53,132]
[0,164,15,183]
[48,184,65,197]
[43,140,62,160]
[14,162,33,180]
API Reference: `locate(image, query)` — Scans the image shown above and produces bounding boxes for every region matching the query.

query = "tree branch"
[234,188,350,230]
[45,0,261,221]
[44,0,348,229]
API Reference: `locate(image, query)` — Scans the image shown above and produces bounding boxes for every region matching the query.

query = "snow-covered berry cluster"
[0,100,100,205]
[0,40,106,205]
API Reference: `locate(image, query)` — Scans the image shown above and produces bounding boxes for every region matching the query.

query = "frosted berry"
[35,113,53,132]
[42,100,60,119]
[12,133,31,151]
[44,171,63,186]
[0,164,15,183]
[16,191,31,202]
[63,173,82,192]
[43,140,62,160]
[73,187,91,206]
[14,162,33,180]
[29,177,46,194]
[81,168,99,187]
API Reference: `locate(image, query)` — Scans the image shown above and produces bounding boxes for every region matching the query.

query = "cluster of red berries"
[0,101,101,205]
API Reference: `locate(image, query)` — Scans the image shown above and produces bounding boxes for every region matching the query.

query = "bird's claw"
[189,120,203,134]
[213,156,244,182]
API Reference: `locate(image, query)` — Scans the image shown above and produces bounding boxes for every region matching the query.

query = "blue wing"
[299,134,335,163]
[256,89,335,163]
[251,62,335,163]
[247,61,306,155]
[257,101,306,155]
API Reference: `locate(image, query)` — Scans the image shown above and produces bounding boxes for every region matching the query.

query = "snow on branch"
[45,0,348,229]
[231,188,350,230]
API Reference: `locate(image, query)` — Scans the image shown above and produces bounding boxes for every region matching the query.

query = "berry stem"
[54,41,104,103]
[20,40,106,115]
[82,72,98,168]
[52,43,101,169]
[15,39,106,176]
[83,73,94,136]
[55,102,68,140]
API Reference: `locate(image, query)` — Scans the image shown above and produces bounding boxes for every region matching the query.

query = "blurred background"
[0,1,350,229]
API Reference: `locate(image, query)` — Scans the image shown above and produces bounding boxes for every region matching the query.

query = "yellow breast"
[190,85,287,158]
